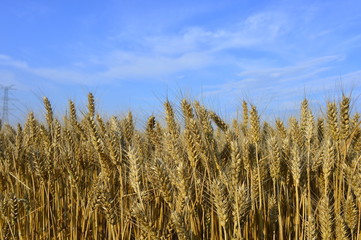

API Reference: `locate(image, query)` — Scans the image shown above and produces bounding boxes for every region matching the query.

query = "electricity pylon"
[1,85,15,124]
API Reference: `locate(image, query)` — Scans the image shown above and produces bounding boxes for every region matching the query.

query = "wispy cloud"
[204,56,343,95]
[0,52,213,84]
[144,11,288,55]
[0,55,29,69]
[0,1,360,110]
[203,55,361,117]
[237,56,343,80]
[0,10,290,85]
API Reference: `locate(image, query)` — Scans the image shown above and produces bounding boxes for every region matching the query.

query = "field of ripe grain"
[0,93,360,239]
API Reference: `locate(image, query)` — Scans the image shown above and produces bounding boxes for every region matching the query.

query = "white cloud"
[0,51,212,84]
[238,56,343,80]
[144,11,288,56]
[0,3,359,91]
[0,55,29,69]
[97,51,213,79]
[0,10,290,84]
[202,55,361,110]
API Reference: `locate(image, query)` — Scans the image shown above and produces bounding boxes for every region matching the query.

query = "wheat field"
[0,93,360,239]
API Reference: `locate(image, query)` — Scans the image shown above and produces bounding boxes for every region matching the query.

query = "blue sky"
[1,0,361,124]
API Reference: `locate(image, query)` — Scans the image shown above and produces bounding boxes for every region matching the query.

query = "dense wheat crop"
[0,93,361,239]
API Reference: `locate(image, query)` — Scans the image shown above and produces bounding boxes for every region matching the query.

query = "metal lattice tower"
[1,85,14,124]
